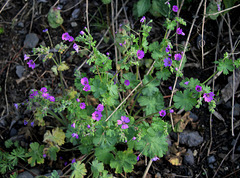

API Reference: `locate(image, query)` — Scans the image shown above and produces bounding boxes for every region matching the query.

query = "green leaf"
[91,78,107,98]
[48,146,60,161]
[110,149,137,174]
[121,73,139,89]
[95,146,115,164]
[137,92,164,115]
[151,0,169,17]
[58,61,69,72]
[215,58,234,75]
[175,17,187,26]
[156,68,171,81]
[107,84,118,96]
[43,127,65,146]
[206,1,220,20]
[26,142,44,167]
[102,0,111,4]
[5,139,13,148]
[70,162,87,178]
[50,170,60,178]
[47,7,63,28]
[91,160,104,178]
[173,90,197,111]
[142,75,159,96]
[149,41,160,52]
[134,131,168,158]
[137,0,151,17]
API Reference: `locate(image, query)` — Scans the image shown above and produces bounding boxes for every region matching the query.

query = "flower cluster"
[117,116,130,129]
[81,77,91,91]
[62,32,74,42]
[29,87,55,102]
[195,85,215,102]
[92,104,104,121]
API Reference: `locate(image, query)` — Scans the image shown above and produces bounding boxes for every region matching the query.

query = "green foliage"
[95,146,115,164]
[156,69,171,81]
[206,0,220,20]
[142,75,159,96]
[138,92,164,115]
[49,170,60,178]
[5,139,13,148]
[0,26,4,34]
[70,162,87,178]
[136,0,151,17]
[26,142,44,167]
[173,90,197,111]
[91,160,104,177]
[215,53,234,75]
[110,149,137,174]
[47,7,63,28]
[223,0,240,9]
[43,127,65,146]
[102,0,111,4]
[151,0,169,17]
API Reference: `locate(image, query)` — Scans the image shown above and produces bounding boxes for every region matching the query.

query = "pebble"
[229,103,240,116]
[189,112,198,122]
[207,155,216,164]
[16,65,25,78]
[71,9,80,19]
[24,33,39,48]
[71,22,78,27]
[10,128,17,137]
[179,131,203,147]
[184,149,195,165]
[18,168,40,178]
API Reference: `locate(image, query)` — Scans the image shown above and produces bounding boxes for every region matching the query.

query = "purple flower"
[68,36,74,42]
[203,92,214,102]
[43,154,46,158]
[92,111,102,121]
[29,94,34,99]
[24,54,30,61]
[49,96,55,102]
[169,86,172,90]
[137,156,140,161]
[31,121,34,127]
[72,133,79,139]
[40,87,47,93]
[174,53,182,61]
[195,85,202,92]
[27,60,36,69]
[106,52,109,56]
[43,29,48,32]
[62,32,70,41]
[72,158,76,163]
[159,110,166,117]
[42,92,50,99]
[71,123,75,128]
[140,16,146,23]
[152,156,160,161]
[117,116,130,129]
[119,43,123,46]
[163,58,172,67]
[87,124,91,128]
[172,5,178,12]
[96,104,104,112]
[184,81,189,85]
[80,102,86,109]
[73,43,79,53]
[165,45,171,53]
[76,98,80,102]
[14,103,18,109]
[133,137,136,140]
[169,109,174,113]
[83,84,91,91]
[176,27,185,36]
[217,4,221,12]
[64,162,68,166]
[137,50,144,59]
[80,31,85,35]
[124,80,130,86]
[81,77,89,86]
[24,120,28,125]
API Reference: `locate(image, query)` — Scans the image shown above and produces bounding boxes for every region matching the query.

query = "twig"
[206,3,240,17]
[53,0,59,7]
[227,13,236,136]
[29,0,35,33]
[12,2,28,21]
[111,0,118,74]
[231,131,240,162]
[169,0,204,127]
[86,0,90,33]
[213,148,233,178]
[61,0,83,13]
[142,159,152,178]
[0,0,10,14]
[201,0,207,68]
[4,64,10,117]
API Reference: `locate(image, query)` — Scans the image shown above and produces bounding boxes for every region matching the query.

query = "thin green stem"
[202,71,219,85]
[96,65,102,82]
[47,110,67,126]
[133,108,143,118]
[59,71,66,96]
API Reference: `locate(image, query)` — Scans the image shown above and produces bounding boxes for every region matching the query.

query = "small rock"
[207,155,216,164]
[71,9,80,19]
[16,65,25,78]
[228,103,240,116]
[189,112,198,122]
[17,22,24,27]
[24,33,39,48]
[184,149,194,165]
[10,128,17,137]
[155,172,161,178]
[209,164,214,169]
[18,171,34,178]
[71,22,78,27]
[179,131,203,147]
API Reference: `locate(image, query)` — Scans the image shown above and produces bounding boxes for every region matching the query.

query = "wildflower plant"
[6,3,240,177]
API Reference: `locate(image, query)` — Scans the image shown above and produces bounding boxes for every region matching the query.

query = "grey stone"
[71,22,78,27]
[184,149,195,165]
[10,128,17,137]
[189,112,198,122]
[179,131,203,147]
[18,171,34,178]
[24,33,39,48]
[16,65,25,78]
[228,103,240,116]
[71,9,80,19]
[207,155,216,164]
